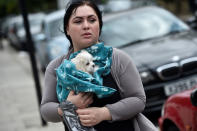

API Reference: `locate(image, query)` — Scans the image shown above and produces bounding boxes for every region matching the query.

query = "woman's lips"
[82,33,92,38]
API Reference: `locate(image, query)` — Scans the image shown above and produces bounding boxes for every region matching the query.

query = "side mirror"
[191,88,197,106]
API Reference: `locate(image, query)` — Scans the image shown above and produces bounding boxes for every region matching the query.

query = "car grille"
[180,57,197,74]
[156,57,197,81]
[156,63,181,80]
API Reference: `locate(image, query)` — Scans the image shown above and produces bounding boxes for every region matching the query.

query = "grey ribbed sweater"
[40,48,146,123]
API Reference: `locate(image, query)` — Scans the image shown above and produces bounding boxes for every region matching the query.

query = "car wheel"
[166,124,179,131]
[41,66,46,73]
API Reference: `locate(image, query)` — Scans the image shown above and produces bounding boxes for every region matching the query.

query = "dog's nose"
[92,64,95,68]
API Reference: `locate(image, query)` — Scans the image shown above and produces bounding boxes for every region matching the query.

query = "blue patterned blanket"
[56,42,116,102]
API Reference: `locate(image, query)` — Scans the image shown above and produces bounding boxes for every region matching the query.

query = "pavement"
[0,40,64,131]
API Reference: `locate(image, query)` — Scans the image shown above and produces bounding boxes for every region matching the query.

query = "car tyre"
[166,124,179,131]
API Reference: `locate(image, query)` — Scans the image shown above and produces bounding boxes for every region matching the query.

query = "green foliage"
[156,0,191,16]
[163,0,173,3]
[101,0,108,4]
[0,0,19,17]
[95,0,108,4]
[0,0,57,18]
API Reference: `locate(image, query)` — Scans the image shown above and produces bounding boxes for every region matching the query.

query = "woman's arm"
[105,48,146,121]
[40,55,94,122]
[40,57,63,122]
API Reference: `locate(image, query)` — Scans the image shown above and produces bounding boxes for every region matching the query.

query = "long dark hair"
[63,0,103,49]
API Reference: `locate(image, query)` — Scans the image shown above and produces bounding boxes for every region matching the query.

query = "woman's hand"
[58,107,63,116]
[67,91,93,109]
[76,107,112,127]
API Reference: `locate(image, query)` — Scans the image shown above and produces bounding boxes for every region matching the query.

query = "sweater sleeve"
[105,48,146,121]
[40,56,65,122]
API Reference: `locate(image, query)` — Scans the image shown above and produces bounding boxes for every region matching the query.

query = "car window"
[100,7,189,47]
[15,15,43,31]
[30,18,42,27]
[48,18,64,38]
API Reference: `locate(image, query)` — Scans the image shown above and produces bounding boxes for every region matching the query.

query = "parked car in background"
[34,9,70,72]
[101,6,197,113]
[18,13,45,50]
[6,13,45,50]
[158,86,197,131]
[7,15,23,49]
[1,15,16,39]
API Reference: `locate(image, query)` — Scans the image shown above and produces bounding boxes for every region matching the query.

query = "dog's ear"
[71,58,77,65]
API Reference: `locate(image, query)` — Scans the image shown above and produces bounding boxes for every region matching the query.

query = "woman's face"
[67,5,100,52]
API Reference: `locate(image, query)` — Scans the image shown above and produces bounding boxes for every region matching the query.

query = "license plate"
[164,76,197,96]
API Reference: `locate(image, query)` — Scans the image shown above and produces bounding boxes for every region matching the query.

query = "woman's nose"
[83,20,89,30]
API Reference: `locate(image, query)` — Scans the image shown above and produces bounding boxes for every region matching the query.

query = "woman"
[40,0,157,130]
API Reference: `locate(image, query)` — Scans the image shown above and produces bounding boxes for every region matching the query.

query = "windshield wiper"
[162,29,188,37]
[118,37,153,48]
[117,30,188,49]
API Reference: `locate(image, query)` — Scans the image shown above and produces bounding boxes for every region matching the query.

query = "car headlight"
[140,71,155,84]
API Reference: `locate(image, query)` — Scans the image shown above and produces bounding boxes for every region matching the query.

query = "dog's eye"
[86,62,90,66]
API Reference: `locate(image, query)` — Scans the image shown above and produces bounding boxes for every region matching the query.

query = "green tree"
[0,0,57,18]
[0,0,19,18]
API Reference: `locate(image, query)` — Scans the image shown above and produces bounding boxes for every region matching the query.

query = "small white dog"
[71,50,97,75]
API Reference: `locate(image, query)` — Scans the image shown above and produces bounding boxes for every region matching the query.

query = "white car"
[34,9,70,72]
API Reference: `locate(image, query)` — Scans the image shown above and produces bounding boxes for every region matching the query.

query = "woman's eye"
[74,20,81,24]
[89,19,96,23]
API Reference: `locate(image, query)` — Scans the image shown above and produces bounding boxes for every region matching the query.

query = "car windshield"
[100,7,189,47]
[48,18,64,38]
[30,18,43,27]
[16,15,43,30]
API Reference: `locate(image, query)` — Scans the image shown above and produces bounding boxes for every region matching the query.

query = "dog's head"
[71,50,97,75]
